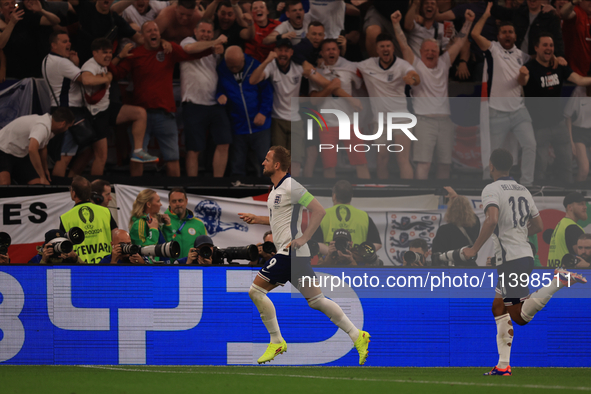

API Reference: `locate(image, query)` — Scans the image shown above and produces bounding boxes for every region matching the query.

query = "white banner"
[114,185,270,249]
[0,191,74,262]
[2,186,587,267]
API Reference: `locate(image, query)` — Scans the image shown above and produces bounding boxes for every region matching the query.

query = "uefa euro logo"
[303,108,418,153]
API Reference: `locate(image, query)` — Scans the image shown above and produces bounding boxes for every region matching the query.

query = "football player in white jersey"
[463,148,587,376]
[356,31,420,180]
[238,146,371,365]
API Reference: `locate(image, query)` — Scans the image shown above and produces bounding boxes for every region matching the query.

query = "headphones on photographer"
[91,191,104,205]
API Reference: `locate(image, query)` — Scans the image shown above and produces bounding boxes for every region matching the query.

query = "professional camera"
[403,250,424,266]
[333,229,351,254]
[213,245,259,264]
[352,242,380,266]
[139,241,180,259]
[49,227,85,255]
[66,227,85,245]
[0,232,11,255]
[431,246,476,267]
[120,243,141,255]
[198,246,213,259]
[561,253,579,269]
[51,238,73,254]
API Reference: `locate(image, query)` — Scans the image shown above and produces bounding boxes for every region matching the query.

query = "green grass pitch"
[1,366,589,394]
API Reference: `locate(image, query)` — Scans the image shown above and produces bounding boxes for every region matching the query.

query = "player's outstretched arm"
[291,198,326,249]
[238,213,270,225]
[463,205,499,259]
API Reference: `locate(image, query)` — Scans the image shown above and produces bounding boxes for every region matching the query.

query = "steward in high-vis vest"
[547,192,587,268]
[59,176,117,264]
[316,180,382,250]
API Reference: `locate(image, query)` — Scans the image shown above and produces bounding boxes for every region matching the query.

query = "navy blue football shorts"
[257,253,317,288]
[495,256,534,306]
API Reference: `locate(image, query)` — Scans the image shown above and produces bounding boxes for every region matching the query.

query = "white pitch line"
[76,365,591,391]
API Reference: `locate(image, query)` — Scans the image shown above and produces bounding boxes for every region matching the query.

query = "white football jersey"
[268,175,314,257]
[310,57,362,127]
[308,0,345,39]
[264,60,304,121]
[80,58,109,115]
[486,41,530,112]
[481,177,539,263]
[357,56,414,114]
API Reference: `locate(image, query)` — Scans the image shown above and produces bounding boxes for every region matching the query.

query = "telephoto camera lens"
[139,241,181,258]
[52,239,73,255]
[431,246,475,267]
[216,245,259,263]
[120,243,140,255]
[66,227,85,245]
[403,251,422,265]
[198,247,213,259]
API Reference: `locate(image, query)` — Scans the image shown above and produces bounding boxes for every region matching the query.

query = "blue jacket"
[216,54,273,135]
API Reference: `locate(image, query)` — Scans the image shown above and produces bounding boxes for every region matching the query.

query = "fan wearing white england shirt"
[238,146,370,366]
[181,20,231,177]
[122,1,170,31]
[309,39,370,179]
[308,0,345,39]
[249,39,314,176]
[263,0,311,46]
[80,38,158,176]
[356,32,420,180]
[393,9,474,180]
[472,3,536,186]
[462,148,586,377]
[42,32,112,178]
[403,0,450,58]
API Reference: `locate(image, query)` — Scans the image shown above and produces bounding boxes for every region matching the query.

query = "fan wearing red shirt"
[109,21,213,177]
[244,1,281,62]
[560,0,591,76]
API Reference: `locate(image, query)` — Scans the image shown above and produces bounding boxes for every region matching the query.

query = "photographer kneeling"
[250,231,276,266]
[100,229,147,264]
[320,229,381,267]
[403,239,430,267]
[176,236,216,265]
[29,230,84,264]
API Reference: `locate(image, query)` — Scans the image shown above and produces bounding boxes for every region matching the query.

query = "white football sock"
[495,313,513,369]
[520,279,564,322]
[308,293,360,342]
[134,148,142,153]
[249,284,283,344]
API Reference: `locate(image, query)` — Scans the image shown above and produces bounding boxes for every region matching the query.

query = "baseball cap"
[194,235,214,248]
[563,192,586,208]
[333,229,351,242]
[44,229,66,244]
[276,38,293,49]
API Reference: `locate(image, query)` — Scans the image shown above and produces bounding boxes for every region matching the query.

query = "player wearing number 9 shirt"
[462,148,587,376]
[238,146,370,366]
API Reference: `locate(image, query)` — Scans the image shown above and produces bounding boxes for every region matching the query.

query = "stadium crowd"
[0,0,590,185]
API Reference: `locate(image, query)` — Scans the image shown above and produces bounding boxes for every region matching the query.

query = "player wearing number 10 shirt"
[238,146,370,366]
[462,149,587,376]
